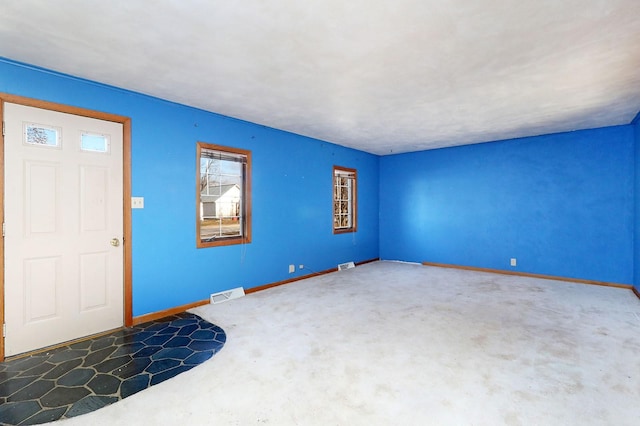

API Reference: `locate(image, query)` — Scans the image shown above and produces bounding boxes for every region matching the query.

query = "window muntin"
[333,166,357,233]
[197,142,251,248]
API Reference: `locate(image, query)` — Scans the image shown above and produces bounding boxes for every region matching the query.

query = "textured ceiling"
[1,0,639,155]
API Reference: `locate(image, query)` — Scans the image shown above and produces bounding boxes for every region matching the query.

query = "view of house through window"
[197,142,251,247]
[333,166,357,233]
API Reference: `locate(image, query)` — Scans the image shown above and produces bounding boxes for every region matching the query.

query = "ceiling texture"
[1,0,639,155]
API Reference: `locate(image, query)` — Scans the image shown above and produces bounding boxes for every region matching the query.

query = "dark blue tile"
[188,339,224,352]
[66,395,118,418]
[113,358,152,379]
[151,347,194,361]
[58,368,96,387]
[18,361,56,377]
[156,326,180,335]
[4,357,46,372]
[199,322,224,331]
[142,334,173,346]
[150,365,193,386]
[164,336,191,348]
[145,359,181,374]
[121,330,156,343]
[111,342,145,357]
[87,374,121,395]
[0,376,38,397]
[69,339,93,350]
[94,355,132,373]
[176,324,199,336]
[6,379,54,402]
[21,406,67,425]
[45,345,72,356]
[190,329,217,340]
[82,346,118,367]
[132,346,162,358]
[0,400,41,425]
[183,351,214,366]
[43,359,83,380]
[110,328,135,339]
[48,349,90,364]
[40,386,91,408]
[214,332,227,344]
[0,370,21,385]
[90,336,116,351]
[171,318,199,327]
[120,374,150,398]
[143,322,172,332]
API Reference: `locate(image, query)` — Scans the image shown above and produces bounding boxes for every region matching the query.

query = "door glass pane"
[81,133,110,153]
[24,124,60,147]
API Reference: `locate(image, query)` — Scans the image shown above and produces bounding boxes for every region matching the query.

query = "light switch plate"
[131,197,144,209]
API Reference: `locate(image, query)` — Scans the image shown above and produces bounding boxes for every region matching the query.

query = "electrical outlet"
[510,258,517,267]
[131,197,144,209]
[289,264,295,273]
[299,264,304,270]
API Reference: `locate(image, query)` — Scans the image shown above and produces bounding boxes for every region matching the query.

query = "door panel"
[24,256,60,321]
[4,102,124,356]
[25,161,59,235]
[80,252,109,310]
[81,166,110,231]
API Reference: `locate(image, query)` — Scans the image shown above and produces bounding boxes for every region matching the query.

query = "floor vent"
[210,287,245,304]
[338,261,355,271]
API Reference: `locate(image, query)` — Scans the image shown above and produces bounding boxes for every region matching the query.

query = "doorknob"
[110,238,120,247]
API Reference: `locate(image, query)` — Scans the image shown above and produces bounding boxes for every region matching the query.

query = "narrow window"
[333,166,357,233]
[197,142,251,248]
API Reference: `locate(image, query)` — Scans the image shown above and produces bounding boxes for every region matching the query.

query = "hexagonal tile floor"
[0,312,226,425]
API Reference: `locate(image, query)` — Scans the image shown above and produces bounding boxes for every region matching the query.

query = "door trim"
[0,93,133,361]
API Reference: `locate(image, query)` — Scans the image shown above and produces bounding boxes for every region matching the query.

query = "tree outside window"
[333,166,357,233]
[197,142,251,248]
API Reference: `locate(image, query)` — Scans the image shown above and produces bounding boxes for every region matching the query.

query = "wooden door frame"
[0,93,133,361]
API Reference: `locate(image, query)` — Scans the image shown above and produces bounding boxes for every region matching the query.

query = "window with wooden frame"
[333,166,357,233]
[197,142,251,248]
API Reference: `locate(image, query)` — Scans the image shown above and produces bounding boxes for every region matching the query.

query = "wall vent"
[210,287,245,304]
[337,261,355,271]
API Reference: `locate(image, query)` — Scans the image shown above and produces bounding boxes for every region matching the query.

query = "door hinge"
[3,324,5,338]
[2,121,4,137]
[2,222,4,238]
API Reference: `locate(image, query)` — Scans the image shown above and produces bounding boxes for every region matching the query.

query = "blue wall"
[0,58,379,316]
[1,57,638,313]
[634,113,640,290]
[380,127,635,285]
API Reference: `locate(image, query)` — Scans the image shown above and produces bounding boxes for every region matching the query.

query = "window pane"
[341,187,349,199]
[198,142,251,247]
[333,166,357,233]
[81,133,109,152]
[25,124,59,147]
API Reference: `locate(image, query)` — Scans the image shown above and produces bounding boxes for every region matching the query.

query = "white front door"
[4,102,124,357]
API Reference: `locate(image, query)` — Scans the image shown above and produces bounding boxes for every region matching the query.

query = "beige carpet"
[56,261,640,425]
